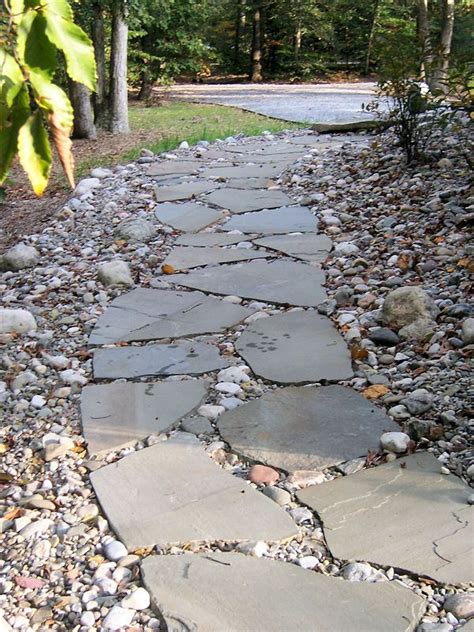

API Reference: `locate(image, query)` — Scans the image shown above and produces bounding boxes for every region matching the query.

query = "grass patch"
[77,101,304,176]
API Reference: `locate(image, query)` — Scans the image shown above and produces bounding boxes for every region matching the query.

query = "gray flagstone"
[221,206,317,235]
[155,201,225,232]
[202,188,294,214]
[161,246,270,271]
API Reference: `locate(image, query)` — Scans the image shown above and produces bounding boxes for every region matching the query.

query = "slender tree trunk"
[417,0,432,82]
[92,2,107,127]
[69,80,97,139]
[365,0,380,75]
[109,1,130,134]
[432,0,455,92]
[138,68,153,101]
[234,0,246,67]
[294,24,302,63]
[251,4,263,82]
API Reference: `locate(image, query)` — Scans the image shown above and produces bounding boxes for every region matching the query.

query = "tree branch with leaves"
[0,0,96,195]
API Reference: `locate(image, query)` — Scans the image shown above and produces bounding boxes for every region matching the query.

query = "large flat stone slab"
[93,341,229,379]
[162,246,270,271]
[236,311,353,384]
[90,434,298,549]
[141,552,425,632]
[154,181,217,202]
[146,160,201,177]
[222,142,306,155]
[298,452,473,584]
[203,188,294,214]
[226,177,274,189]
[221,206,317,235]
[175,233,245,247]
[254,234,332,262]
[89,289,255,345]
[155,202,225,232]
[172,260,327,307]
[202,163,289,180]
[81,380,207,456]
[218,386,396,471]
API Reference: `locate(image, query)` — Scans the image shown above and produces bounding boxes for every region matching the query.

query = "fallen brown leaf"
[363,384,390,399]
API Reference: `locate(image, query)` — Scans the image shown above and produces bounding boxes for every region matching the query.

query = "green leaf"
[0,50,25,109]
[43,0,96,91]
[29,72,74,130]
[0,88,31,184]
[17,109,52,196]
[17,11,57,81]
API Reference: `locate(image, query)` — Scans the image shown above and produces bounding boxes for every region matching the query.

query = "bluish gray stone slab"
[154,181,217,202]
[253,234,332,262]
[236,311,353,384]
[218,386,396,471]
[221,207,317,235]
[93,341,229,379]
[81,380,207,456]
[202,163,289,180]
[203,188,294,214]
[141,552,425,632]
[162,246,270,271]
[226,177,274,190]
[146,161,201,177]
[298,452,474,584]
[155,202,225,232]
[89,289,255,345]
[175,233,245,247]
[90,434,298,549]
[171,260,326,307]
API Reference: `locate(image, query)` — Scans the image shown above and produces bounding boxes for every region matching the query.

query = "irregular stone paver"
[155,201,225,232]
[218,385,395,471]
[171,260,327,307]
[225,177,274,189]
[202,163,289,180]
[90,434,298,549]
[298,452,473,584]
[81,380,207,456]
[236,311,353,383]
[221,206,317,235]
[162,246,270,271]
[253,233,332,262]
[89,289,255,345]
[203,188,294,214]
[141,552,425,632]
[146,160,202,177]
[93,341,229,379]
[154,181,217,202]
[175,233,245,247]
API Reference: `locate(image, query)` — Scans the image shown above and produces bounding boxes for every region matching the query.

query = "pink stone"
[249,465,279,486]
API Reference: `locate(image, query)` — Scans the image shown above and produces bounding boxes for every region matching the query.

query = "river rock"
[380,432,411,454]
[97,260,133,287]
[0,243,39,271]
[114,217,155,242]
[462,318,474,345]
[382,286,439,329]
[444,593,474,619]
[0,309,37,334]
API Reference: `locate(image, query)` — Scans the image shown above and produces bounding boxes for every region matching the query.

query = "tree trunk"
[234,0,246,67]
[69,80,97,140]
[294,25,302,63]
[431,0,455,92]
[250,4,262,82]
[417,0,432,82]
[365,0,380,75]
[109,1,130,134]
[92,2,107,127]
[138,68,153,101]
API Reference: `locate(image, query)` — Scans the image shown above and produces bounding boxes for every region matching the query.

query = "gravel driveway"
[162,82,379,124]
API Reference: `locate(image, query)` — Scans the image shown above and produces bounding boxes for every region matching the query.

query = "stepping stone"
[221,207,317,235]
[203,188,294,214]
[171,260,326,307]
[141,552,425,632]
[146,160,202,177]
[81,380,207,456]
[226,177,274,190]
[89,289,254,345]
[202,163,289,180]
[236,311,353,384]
[218,386,396,471]
[222,142,305,155]
[298,452,473,584]
[253,234,333,262]
[154,181,217,202]
[155,201,225,232]
[90,434,298,549]
[175,233,245,247]
[93,341,229,379]
[162,246,270,271]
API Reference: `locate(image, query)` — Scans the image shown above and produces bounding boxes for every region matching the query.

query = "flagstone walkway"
[81,133,472,631]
